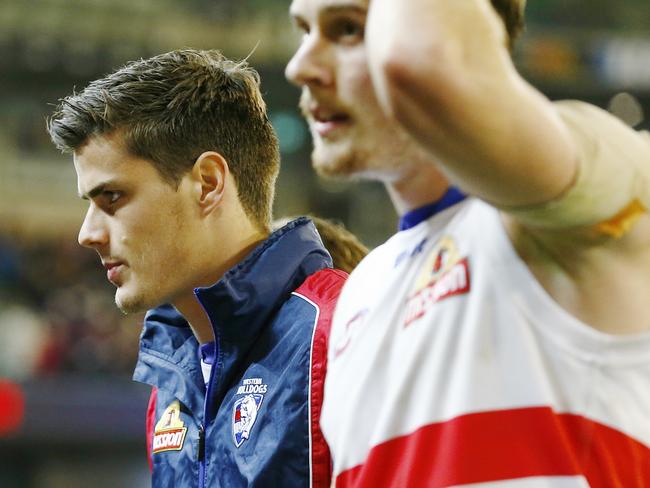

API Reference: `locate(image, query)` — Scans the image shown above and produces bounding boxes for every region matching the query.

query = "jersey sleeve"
[507,100,650,237]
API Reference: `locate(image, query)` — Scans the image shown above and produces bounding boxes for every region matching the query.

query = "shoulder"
[293,268,348,306]
[290,268,348,349]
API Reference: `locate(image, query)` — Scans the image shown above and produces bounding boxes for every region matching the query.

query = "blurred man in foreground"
[48,49,346,487]
[286,0,650,485]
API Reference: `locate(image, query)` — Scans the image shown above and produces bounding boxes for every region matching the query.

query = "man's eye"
[104,191,121,204]
[342,22,362,37]
[334,20,364,40]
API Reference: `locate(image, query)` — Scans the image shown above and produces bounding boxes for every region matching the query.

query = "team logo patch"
[404,236,471,327]
[153,400,188,454]
[232,378,267,448]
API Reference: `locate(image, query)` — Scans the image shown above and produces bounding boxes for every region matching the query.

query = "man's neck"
[172,228,268,344]
[385,162,449,216]
[173,294,214,344]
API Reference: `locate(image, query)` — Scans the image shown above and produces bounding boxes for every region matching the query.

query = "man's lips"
[103,261,125,285]
[308,107,351,137]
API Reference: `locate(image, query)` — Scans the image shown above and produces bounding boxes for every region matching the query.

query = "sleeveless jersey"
[322,198,650,487]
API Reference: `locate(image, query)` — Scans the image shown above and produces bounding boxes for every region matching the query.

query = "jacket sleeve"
[294,268,348,488]
[145,386,158,473]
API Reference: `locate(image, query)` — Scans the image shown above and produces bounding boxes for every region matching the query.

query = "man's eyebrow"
[321,5,367,15]
[290,3,367,21]
[79,183,106,200]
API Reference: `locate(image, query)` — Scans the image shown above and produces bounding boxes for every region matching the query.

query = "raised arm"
[366,0,650,239]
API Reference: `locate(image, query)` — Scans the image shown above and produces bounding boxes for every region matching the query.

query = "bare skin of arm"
[366,0,650,334]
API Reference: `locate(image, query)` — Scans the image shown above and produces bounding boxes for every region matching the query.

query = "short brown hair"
[311,216,368,273]
[48,49,280,231]
[491,0,526,49]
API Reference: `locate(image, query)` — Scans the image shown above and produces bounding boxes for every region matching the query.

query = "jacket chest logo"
[153,400,188,454]
[232,378,267,448]
[404,235,471,327]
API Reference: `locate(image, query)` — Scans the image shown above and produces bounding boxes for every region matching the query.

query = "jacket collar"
[193,216,331,347]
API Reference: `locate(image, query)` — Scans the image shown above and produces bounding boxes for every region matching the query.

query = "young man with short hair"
[49,49,345,487]
[286,0,650,485]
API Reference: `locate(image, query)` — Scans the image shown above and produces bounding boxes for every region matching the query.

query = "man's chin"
[115,291,156,314]
[312,147,359,179]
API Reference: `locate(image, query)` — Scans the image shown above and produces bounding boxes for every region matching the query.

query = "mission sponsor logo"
[404,236,470,327]
[153,400,188,454]
[232,378,267,448]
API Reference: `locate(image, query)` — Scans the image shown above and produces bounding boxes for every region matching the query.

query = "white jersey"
[322,198,650,487]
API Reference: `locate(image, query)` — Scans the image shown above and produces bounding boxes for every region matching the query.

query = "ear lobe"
[192,151,229,214]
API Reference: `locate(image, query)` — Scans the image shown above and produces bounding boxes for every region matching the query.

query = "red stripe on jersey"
[336,406,650,487]
[295,268,348,488]
[146,387,158,473]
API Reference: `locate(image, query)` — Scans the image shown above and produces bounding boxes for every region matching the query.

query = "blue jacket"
[133,218,346,487]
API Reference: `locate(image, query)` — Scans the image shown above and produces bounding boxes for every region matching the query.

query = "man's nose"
[77,206,108,249]
[285,35,334,88]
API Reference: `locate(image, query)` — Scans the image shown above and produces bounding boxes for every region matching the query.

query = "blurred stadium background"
[0,1,649,486]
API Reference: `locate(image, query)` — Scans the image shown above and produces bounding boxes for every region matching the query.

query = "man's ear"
[191,151,229,214]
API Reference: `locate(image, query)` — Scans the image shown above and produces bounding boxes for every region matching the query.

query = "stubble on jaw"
[112,207,189,315]
[115,291,151,315]
[299,90,419,181]
[308,123,374,180]
[114,276,160,315]
[311,143,365,179]
[310,130,415,183]
[300,92,365,179]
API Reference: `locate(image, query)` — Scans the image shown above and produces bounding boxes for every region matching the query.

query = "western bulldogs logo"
[232,377,267,448]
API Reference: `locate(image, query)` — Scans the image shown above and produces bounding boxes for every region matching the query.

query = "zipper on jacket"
[195,292,220,488]
[198,334,217,488]
[198,424,206,488]
[197,425,205,462]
